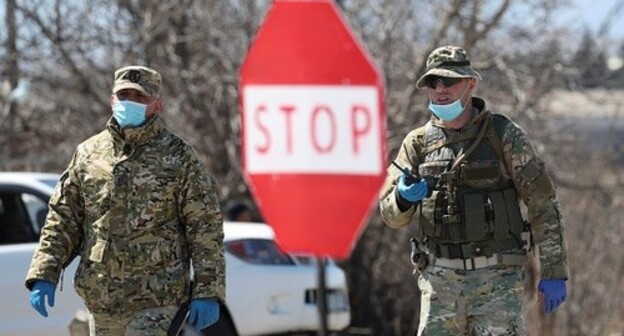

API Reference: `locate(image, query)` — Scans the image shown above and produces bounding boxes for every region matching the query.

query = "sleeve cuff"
[540,263,569,280]
[380,192,416,229]
[194,274,226,302]
[395,190,416,212]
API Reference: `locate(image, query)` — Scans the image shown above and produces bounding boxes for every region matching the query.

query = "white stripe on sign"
[243,85,382,175]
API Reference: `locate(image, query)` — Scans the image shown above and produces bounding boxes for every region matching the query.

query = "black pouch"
[419,190,448,238]
[418,161,450,178]
[460,160,501,189]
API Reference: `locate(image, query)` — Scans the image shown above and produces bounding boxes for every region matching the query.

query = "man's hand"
[538,279,567,313]
[29,280,56,317]
[188,298,220,332]
[397,172,428,203]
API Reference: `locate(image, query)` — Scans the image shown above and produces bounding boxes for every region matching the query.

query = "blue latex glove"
[538,279,567,313]
[29,280,56,317]
[188,298,219,332]
[397,172,428,203]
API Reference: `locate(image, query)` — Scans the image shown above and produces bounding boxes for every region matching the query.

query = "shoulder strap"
[450,115,490,172]
[420,125,481,158]
[414,112,493,171]
[487,113,513,177]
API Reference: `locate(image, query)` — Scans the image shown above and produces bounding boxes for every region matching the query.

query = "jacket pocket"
[73,258,110,311]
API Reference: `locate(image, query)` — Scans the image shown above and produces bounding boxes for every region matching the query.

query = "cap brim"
[113,82,149,95]
[416,68,482,89]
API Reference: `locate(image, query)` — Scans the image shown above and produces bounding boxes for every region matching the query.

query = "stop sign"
[239,0,386,259]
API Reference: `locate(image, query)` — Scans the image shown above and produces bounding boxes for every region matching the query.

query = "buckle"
[462,258,475,271]
[434,254,499,270]
[441,214,460,225]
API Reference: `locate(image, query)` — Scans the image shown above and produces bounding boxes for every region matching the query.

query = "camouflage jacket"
[379,97,569,280]
[26,116,225,315]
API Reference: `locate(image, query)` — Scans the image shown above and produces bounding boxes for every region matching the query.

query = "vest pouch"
[462,193,487,241]
[419,161,451,193]
[460,160,501,189]
[482,188,521,240]
[419,190,445,238]
[418,161,451,180]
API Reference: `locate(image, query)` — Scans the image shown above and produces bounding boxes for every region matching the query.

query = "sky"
[1,2,623,57]
[557,0,624,68]
[560,0,624,42]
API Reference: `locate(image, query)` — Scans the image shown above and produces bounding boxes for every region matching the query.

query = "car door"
[0,182,85,336]
[0,184,49,244]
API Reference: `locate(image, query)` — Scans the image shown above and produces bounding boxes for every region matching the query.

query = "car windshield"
[226,239,295,265]
[38,178,59,189]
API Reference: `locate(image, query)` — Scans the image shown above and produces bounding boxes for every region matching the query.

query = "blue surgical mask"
[112,100,147,128]
[427,84,470,121]
[428,99,464,121]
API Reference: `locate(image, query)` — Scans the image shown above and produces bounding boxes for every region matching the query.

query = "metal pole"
[316,256,328,336]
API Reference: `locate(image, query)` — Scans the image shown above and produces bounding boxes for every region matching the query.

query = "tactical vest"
[414,111,525,259]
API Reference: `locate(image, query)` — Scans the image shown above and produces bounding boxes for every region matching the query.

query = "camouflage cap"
[415,46,482,89]
[113,65,162,96]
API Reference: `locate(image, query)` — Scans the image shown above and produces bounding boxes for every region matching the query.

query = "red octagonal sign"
[239,0,386,259]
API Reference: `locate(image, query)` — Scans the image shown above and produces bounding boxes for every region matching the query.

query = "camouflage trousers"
[417,264,526,336]
[88,305,178,336]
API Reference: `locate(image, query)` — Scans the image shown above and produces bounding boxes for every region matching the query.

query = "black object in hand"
[391,160,420,185]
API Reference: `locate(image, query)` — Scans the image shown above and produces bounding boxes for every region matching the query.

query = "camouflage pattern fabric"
[25,115,225,317]
[113,65,162,96]
[379,97,568,279]
[88,305,178,336]
[417,265,525,336]
[416,46,482,89]
[379,97,568,334]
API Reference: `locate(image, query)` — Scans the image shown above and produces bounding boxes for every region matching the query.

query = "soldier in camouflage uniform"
[379,46,569,335]
[25,65,225,335]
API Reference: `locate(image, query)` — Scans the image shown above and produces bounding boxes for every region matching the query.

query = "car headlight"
[225,239,296,265]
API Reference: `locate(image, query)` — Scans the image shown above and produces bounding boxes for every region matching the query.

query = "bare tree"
[1,0,21,163]
[1,0,622,335]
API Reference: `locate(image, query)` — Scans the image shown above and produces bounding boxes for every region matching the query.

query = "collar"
[430,97,489,130]
[106,115,165,146]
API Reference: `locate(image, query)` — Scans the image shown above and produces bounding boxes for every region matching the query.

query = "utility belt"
[427,238,525,259]
[409,237,529,273]
[433,253,527,271]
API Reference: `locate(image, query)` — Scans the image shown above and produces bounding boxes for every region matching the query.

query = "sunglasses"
[424,76,463,89]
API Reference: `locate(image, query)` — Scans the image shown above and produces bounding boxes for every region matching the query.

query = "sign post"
[240,0,386,332]
[317,257,328,336]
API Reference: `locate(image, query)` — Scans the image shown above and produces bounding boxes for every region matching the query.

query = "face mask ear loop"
[146,96,157,108]
[455,80,471,110]
[428,80,471,109]
[145,95,160,115]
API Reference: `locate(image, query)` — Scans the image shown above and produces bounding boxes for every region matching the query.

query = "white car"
[0,172,351,336]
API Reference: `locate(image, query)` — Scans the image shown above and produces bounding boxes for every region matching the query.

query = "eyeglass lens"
[425,76,462,89]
